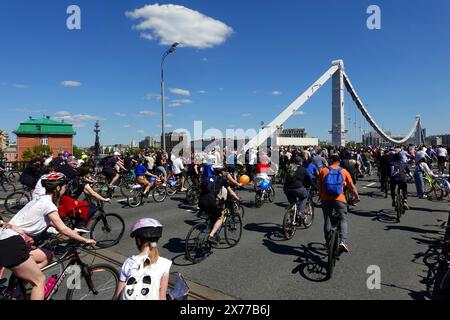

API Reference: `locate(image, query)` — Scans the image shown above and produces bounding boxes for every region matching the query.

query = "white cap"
[114,152,120,156]
[44,157,53,167]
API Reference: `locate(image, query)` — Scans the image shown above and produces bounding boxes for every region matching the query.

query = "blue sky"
[1,0,449,147]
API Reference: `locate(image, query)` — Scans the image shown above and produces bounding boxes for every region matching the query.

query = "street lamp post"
[161,42,179,153]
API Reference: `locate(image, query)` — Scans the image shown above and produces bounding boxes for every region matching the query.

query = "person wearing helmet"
[198,164,240,245]
[0,172,96,300]
[102,151,127,188]
[115,218,172,300]
[389,153,411,209]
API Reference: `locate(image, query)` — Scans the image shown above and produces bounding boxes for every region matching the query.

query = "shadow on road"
[261,239,328,282]
[244,223,286,241]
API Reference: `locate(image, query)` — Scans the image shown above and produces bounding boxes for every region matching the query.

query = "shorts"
[0,235,30,268]
[103,168,116,180]
[438,156,447,164]
[198,194,222,221]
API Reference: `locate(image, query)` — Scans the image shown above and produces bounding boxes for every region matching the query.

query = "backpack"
[286,163,300,183]
[121,256,160,301]
[390,163,403,181]
[324,167,344,196]
[100,156,113,167]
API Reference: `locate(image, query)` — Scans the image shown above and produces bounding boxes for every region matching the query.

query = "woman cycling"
[0,173,96,300]
[115,218,172,300]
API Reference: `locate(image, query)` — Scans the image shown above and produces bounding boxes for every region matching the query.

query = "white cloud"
[14,84,29,89]
[126,4,233,49]
[197,90,208,94]
[272,91,282,96]
[124,124,131,128]
[170,99,192,107]
[242,113,252,117]
[114,112,126,117]
[137,130,145,135]
[61,81,82,87]
[138,110,158,117]
[170,88,191,96]
[13,108,47,113]
[202,58,208,62]
[294,111,306,116]
[53,111,103,126]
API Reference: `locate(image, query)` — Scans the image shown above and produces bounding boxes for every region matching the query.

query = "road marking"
[363,183,376,189]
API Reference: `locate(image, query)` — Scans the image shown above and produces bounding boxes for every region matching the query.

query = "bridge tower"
[331,60,346,147]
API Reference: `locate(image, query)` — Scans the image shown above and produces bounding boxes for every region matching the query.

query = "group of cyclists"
[0,142,449,300]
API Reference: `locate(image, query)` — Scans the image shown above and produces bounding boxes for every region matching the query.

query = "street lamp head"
[172,42,180,48]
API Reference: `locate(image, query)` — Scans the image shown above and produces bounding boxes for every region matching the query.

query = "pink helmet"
[130,218,163,239]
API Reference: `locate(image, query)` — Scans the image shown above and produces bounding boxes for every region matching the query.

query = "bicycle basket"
[168,273,189,300]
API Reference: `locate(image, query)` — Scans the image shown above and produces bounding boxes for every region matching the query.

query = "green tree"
[22,149,34,161]
[0,147,4,159]
[32,145,52,157]
[73,145,83,159]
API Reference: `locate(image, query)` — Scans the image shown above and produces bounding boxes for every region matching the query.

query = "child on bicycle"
[115,218,172,300]
[134,159,158,197]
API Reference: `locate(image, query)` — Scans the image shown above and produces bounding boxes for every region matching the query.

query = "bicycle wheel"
[186,187,199,206]
[4,191,30,214]
[224,214,242,247]
[185,222,211,264]
[152,185,167,203]
[7,172,20,184]
[233,202,245,219]
[66,264,119,300]
[90,213,125,248]
[119,180,134,198]
[433,186,444,201]
[166,183,178,196]
[255,192,263,208]
[268,186,275,203]
[327,230,339,280]
[95,183,111,199]
[127,189,143,208]
[303,202,315,229]
[0,182,16,199]
[282,207,297,240]
[439,269,450,293]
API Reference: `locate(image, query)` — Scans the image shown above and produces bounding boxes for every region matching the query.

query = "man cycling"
[318,154,360,253]
[134,159,158,197]
[437,145,448,174]
[198,164,240,245]
[19,158,43,190]
[102,152,127,188]
[389,152,410,210]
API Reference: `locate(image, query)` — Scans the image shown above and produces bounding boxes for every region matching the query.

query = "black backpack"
[100,156,113,167]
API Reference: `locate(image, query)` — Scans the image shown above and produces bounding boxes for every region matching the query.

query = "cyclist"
[312,149,328,171]
[56,156,79,181]
[414,156,439,199]
[0,173,96,300]
[437,145,448,174]
[58,166,111,231]
[318,154,360,253]
[133,159,158,197]
[389,153,410,210]
[116,218,172,300]
[102,152,127,188]
[284,156,317,214]
[379,149,395,195]
[198,164,240,245]
[19,158,43,190]
[172,153,187,192]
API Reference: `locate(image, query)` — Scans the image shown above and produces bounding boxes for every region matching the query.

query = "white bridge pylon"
[244,60,423,150]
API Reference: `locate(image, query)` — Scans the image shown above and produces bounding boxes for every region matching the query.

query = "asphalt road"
[94,175,450,300]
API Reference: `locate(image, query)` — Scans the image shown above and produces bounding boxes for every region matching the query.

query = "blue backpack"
[324,167,344,196]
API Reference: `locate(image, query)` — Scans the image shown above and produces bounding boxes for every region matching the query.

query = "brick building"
[14,116,76,160]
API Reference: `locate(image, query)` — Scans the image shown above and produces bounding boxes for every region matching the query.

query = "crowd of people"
[0,143,449,300]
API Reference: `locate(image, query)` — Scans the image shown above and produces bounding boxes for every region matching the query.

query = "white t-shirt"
[0,195,57,240]
[119,255,172,299]
[32,179,46,199]
[172,158,184,175]
[437,147,448,158]
[249,151,257,165]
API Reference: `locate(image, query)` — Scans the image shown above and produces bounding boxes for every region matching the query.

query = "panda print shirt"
[119,254,172,300]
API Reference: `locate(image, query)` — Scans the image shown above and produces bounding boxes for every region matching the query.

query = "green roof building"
[15,116,76,160]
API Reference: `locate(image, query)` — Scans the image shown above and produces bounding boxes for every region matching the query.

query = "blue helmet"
[260,179,271,191]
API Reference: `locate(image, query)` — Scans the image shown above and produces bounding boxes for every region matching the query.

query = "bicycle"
[5,168,21,184]
[254,181,275,208]
[63,198,125,249]
[0,173,16,199]
[423,240,450,296]
[0,238,119,300]
[393,183,405,223]
[437,158,448,175]
[326,212,344,280]
[282,189,315,240]
[3,186,33,214]
[185,181,201,206]
[424,172,448,201]
[127,177,167,208]
[185,203,243,264]
[344,186,355,213]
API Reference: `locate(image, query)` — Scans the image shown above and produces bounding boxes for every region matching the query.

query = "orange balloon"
[239,175,250,186]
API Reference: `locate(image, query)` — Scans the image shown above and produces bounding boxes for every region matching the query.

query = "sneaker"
[206,236,218,245]
[403,201,410,210]
[339,241,350,253]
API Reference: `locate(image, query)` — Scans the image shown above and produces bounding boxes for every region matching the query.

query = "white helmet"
[130,218,163,239]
